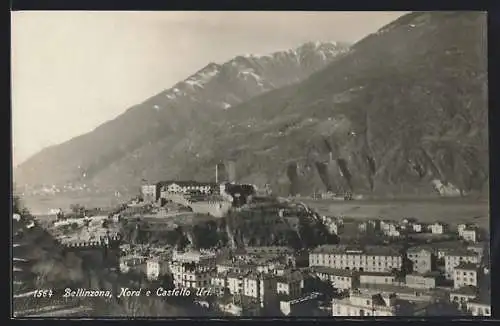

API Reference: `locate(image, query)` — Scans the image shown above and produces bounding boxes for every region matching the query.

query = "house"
[467,298,491,316]
[141,184,158,201]
[275,271,303,300]
[311,266,359,290]
[412,224,423,233]
[332,291,398,316]
[359,272,396,286]
[444,249,480,279]
[467,242,487,261]
[460,228,478,243]
[429,223,446,234]
[146,257,170,281]
[453,262,479,289]
[449,286,477,309]
[405,273,437,289]
[309,245,402,273]
[406,247,434,274]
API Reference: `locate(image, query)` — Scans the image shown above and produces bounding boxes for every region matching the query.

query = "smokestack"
[216,164,219,184]
[227,160,236,183]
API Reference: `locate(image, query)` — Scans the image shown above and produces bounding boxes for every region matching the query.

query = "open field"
[301,198,490,229]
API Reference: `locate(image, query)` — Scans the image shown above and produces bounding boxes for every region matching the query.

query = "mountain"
[16,11,488,199]
[200,11,489,197]
[14,41,350,191]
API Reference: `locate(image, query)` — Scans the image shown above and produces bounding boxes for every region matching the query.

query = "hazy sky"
[11,11,407,166]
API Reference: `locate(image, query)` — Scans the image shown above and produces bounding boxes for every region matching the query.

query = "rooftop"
[446,249,479,257]
[311,266,356,277]
[359,271,394,277]
[455,262,479,271]
[450,286,478,296]
[311,245,400,256]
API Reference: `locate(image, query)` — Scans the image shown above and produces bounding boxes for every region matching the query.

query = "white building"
[412,224,423,233]
[453,262,479,289]
[467,299,491,316]
[159,181,217,195]
[460,228,478,243]
[429,223,446,234]
[146,257,170,281]
[309,245,402,273]
[332,291,397,316]
[311,266,359,290]
[444,249,480,279]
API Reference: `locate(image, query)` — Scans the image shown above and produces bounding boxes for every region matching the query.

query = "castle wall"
[190,201,232,218]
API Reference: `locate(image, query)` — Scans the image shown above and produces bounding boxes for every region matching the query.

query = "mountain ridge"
[14,41,350,190]
[15,12,488,200]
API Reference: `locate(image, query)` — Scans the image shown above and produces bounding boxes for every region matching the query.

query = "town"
[16,175,489,317]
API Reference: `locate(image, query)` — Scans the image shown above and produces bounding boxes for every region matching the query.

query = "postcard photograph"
[11,11,489,318]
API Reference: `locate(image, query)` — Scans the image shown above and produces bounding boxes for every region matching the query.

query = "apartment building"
[170,250,217,289]
[453,262,479,289]
[406,247,434,274]
[309,245,402,273]
[211,272,228,296]
[311,266,359,290]
[444,249,480,279]
[223,271,278,308]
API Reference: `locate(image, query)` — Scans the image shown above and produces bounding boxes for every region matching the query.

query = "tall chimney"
[215,164,219,184]
[227,160,236,183]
